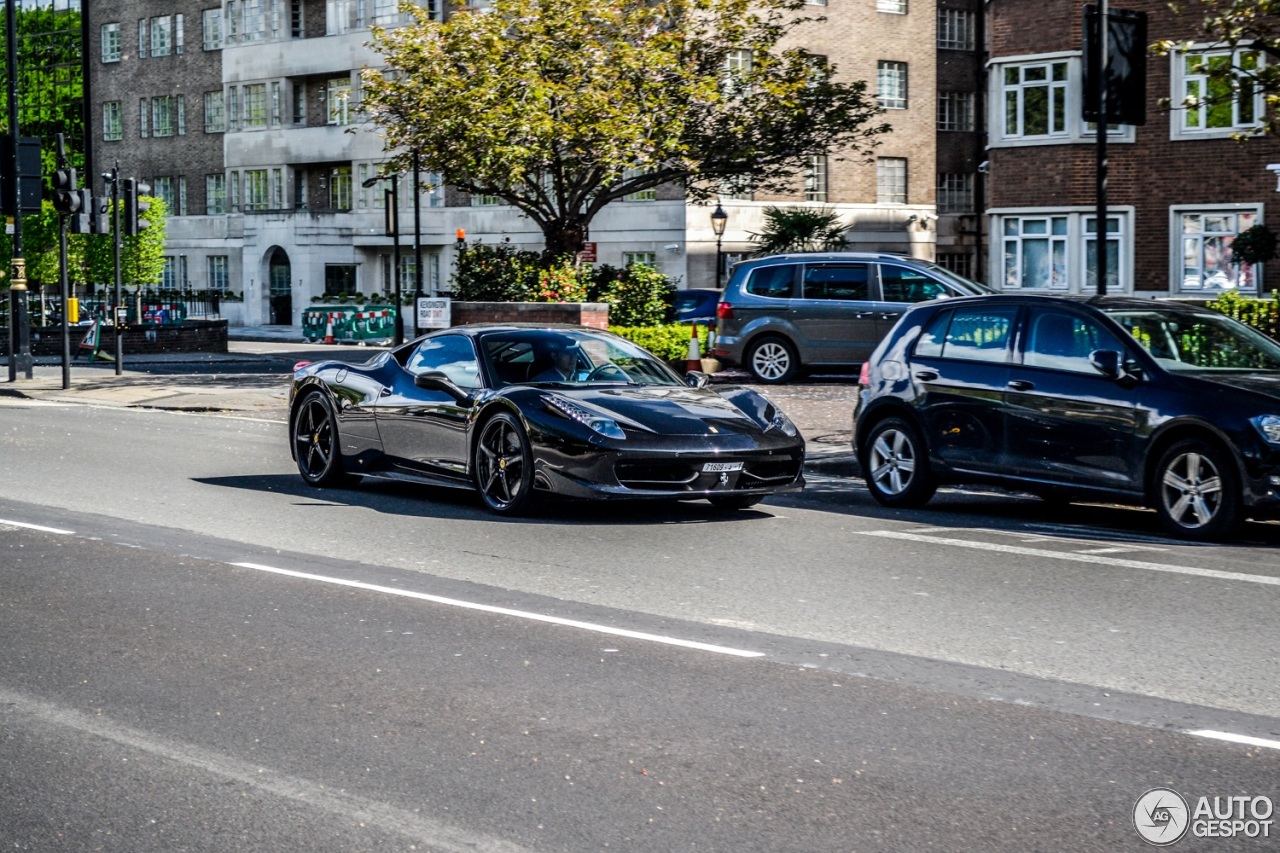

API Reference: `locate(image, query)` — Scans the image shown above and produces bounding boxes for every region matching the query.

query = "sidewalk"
[0,327,860,476]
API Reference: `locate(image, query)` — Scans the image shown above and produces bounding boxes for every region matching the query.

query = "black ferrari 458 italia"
[289,324,806,514]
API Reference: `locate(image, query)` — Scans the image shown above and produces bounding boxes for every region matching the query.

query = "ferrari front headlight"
[544,394,626,440]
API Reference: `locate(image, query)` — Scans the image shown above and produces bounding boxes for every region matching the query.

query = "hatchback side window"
[802,264,870,300]
[1024,311,1126,373]
[745,265,795,298]
[880,265,951,303]
[407,334,481,388]
[930,306,1017,363]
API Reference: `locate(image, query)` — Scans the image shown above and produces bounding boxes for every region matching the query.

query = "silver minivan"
[711,252,995,383]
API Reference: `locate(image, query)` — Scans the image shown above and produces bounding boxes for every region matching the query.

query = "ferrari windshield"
[1105,307,1280,372]
[480,330,684,387]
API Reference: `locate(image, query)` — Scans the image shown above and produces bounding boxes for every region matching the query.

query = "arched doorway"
[268,247,292,325]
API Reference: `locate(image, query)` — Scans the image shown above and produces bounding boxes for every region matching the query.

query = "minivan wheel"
[862,417,936,508]
[1153,438,1241,540]
[746,336,799,384]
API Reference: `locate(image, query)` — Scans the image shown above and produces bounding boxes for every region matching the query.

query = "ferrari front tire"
[474,412,537,515]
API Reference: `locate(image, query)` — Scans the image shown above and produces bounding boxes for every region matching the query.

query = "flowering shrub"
[451,242,543,301]
[537,261,592,302]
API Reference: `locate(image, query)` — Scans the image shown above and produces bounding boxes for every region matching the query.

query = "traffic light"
[122,178,152,235]
[88,193,110,235]
[52,166,80,214]
[68,188,92,234]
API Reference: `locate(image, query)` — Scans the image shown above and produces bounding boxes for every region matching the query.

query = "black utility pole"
[362,171,403,345]
[412,150,423,338]
[104,164,122,373]
[6,0,32,380]
[1094,0,1109,296]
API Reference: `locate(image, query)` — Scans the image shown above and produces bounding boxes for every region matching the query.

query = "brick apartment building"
[86,0,969,325]
[986,0,1278,297]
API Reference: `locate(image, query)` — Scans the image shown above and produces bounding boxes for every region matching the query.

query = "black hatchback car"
[852,293,1280,540]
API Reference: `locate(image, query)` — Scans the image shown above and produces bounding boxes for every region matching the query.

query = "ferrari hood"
[554,386,760,436]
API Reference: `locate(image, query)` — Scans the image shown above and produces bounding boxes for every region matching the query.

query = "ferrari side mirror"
[684,370,710,388]
[414,370,472,403]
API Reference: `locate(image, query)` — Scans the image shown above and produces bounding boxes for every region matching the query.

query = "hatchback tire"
[861,417,936,508]
[746,336,799,384]
[1153,438,1240,540]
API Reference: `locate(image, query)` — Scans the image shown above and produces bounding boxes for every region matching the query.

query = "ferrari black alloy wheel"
[474,412,536,515]
[293,391,358,487]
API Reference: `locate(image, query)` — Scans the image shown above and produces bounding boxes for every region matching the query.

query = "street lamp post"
[363,172,404,346]
[412,150,423,338]
[710,204,728,289]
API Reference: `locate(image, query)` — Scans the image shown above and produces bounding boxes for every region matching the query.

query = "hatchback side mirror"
[1089,349,1140,385]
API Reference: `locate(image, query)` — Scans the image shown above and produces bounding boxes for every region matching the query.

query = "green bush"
[591,263,676,326]
[1207,289,1280,340]
[610,324,710,361]
[451,242,543,301]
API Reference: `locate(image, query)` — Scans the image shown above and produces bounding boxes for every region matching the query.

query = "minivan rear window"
[745,265,794,298]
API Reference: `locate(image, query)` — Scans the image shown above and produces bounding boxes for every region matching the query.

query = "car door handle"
[855,312,875,319]
[1007,379,1035,391]
[879,313,899,320]
[914,370,938,381]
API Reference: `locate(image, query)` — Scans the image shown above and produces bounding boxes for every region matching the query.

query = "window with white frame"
[204,91,225,132]
[938,8,975,50]
[623,252,657,268]
[139,98,149,137]
[271,82,282,126]
[243,169,270,211]
[1083,215,1124,293]
[153,177,175,212]
[938,91,974,131]
[1175,209,1260,293]
[327,78,352,125]
[472,192,503,206]
[1001,60,1069,139]
[937,173,973,213]
[176,96,186,135]
[208,256,229,291]
[1173,48,1265,137]
[877,0,906,12]
[1001,215,1069,290]
[202,8,222,49]
[241,0,266,42]
[722,49,752,99]
[623,168,655,201]
[151,96,175,137]
[877,157,907,204]
[805,155,828,202]
[243,84,267,129]
[175,14,184,53]
[138,19,147,58]
[327,0,363,34]
[330,166,353,209]
[101,23,121,62]
[207,174,226,214]
[151,16,172,57]
[292,83,306,124]
[103,101,123,141]
[161,255,187,289]
[877,61,908,110]
[225,0,240,43]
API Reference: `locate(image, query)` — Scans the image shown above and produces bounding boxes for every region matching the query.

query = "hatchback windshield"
[1105,308,1280,371]
[481,330,683,387]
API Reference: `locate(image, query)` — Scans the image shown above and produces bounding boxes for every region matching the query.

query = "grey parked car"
[711,252,995,383]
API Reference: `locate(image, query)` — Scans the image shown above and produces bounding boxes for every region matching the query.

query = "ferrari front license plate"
[702,461,744,473]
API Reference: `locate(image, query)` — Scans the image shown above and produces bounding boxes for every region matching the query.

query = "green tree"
[363,0,889,258]
[747,205,848,255]
[1157,0,1279,135]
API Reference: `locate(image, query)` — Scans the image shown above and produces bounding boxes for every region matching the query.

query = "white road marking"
[0,687,536,852]
[231,562,765,658]
[858,530,1280,587]
[0,517,74,535]
[1187,730,1280,751]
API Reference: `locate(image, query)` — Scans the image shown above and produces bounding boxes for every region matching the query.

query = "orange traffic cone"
[323,314,336,344]
[685,325,701,373]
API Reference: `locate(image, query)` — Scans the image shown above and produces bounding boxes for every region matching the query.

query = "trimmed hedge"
[610,324,710,361]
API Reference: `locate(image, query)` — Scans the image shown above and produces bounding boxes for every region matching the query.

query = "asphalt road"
[1,373,1278,849]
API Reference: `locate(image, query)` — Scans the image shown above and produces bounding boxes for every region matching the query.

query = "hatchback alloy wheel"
[1155,439,1240,540]
[861,417,936,508]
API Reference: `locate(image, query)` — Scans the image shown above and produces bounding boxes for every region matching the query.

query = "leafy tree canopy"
[1157,0,1279,135]
[363,0,889,257]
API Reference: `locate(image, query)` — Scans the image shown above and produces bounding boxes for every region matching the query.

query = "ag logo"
[1134,787,1190,846]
